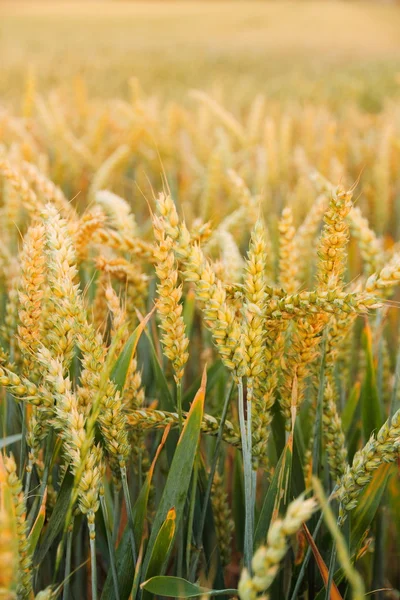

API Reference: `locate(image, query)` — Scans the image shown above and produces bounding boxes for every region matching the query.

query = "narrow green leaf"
[255,435,293,544]
[292,421,306,498]
[133,425,170,549]
[141,576,238,598]
[183,360,224,407]
[111,307,155,391]
[350,462,392,555]
[142,508,176,599]
[27,489,47,556]
[271,402,286,459]
[142,368,206,576]
[361,325,384,440]
[232,452,245,552]
[0,433,22,449]
[312,334,327,478]
[144,328,174,412]
[34,470,74,565]
[183,287,196,340]
[302,523,343,600]
[101,527,133,600]
[191,456,226,589]
[342,382,361,434]
[315,464,393,600]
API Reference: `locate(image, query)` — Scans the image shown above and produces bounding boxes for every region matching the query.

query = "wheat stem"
[238,378,253,571]
[63,519,74,600]
[100,495,120,600]
[121,466,137,565]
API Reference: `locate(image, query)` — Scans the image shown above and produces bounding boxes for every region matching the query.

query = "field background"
[1,1,400,109]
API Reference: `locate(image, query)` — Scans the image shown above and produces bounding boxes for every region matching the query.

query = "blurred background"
[1,1,400,111]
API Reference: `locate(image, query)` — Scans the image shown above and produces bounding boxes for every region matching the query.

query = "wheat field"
[1,2,400,600]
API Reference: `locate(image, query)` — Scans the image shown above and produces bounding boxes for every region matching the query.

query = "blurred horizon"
[1,0,400,110]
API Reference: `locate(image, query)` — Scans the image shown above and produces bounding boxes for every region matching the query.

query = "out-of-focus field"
[1,1,400,108]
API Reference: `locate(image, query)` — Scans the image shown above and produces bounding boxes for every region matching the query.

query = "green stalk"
[238,377,253,571]
[176,381,183,432]
[89,529,98,600]
[121,465,137,564]
[138,446,143,489]
[100,494,120,600]
[176,380,184,577]
[312,334,326,477]
[189,380,234,581]
[112,486,121,545]
[246,384,255,536]
[390,344,400,417]
[24,457,34,502]
[325,543,337,600]
[372,508,385,600]
[19,404,27,479]
[63,519,74,600]
[28,429,53,529]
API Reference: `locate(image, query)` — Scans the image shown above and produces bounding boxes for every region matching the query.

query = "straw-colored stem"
[238,378,253,571]
[112,487,120,545]
[89,530,98,600]
[177,381,183,432]
[24,459,33,502]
